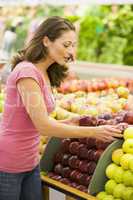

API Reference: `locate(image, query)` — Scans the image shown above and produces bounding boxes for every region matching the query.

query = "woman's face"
[43,30,77,65]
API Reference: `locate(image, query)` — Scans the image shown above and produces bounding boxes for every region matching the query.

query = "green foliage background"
[77,5,133,66]
[8,5,133,66]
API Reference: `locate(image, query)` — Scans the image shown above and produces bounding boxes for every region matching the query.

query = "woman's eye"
[63,44,69,48]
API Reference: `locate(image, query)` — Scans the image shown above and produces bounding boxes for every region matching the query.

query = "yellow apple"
[120,153,133,170]
[122,187,133,200]
[96,191,107,200]
[118,98,127,108]
[122,139,133,154]
[122,170,133,187]
[124,127,133,140]
[105,179,117,194]
[116,86,129,99]
[129,159,133,173]
[113,183,125,199]
[114,166,124,183]
[112,149,124,165]
[106,163,118,179]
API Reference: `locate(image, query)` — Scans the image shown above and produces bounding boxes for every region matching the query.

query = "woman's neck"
[34,58,53,87]
[35,57,54,73]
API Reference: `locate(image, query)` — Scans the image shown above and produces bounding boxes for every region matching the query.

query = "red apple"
[87,161,97,175]
[68,155,80,169]
[61,154,71,166]
[97,118,107,125]
[69,182,78,188]
[70,169,80,181]
[61,166,72,178]
[78,160,89,173]
[52,174,62,181]
[93,150,104,162]
[61,138,71,153]
[123,111,133,124]
[86,137,96,149]
[79,116,97,126]
[60,178,71,185]
[78,144,89,159]
[87,149,95,161]
[69,141,80,154]
[78,174,92,186]
[76,185,88,192]
[96,139,111,150]
[54,163,63,175]
[78,138,87,144]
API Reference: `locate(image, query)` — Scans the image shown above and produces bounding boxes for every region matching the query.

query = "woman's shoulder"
[13,61,41,77]
[15,61,37,71]
[7,61,43,87]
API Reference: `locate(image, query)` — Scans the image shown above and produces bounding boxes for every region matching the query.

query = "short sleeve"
[15,65,42,88]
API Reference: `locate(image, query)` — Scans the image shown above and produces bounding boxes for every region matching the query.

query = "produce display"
[40,77,133,195]
[39,78,133,157]
[96,127,133,200]
[47,137,111,193]
[58,78,133,94]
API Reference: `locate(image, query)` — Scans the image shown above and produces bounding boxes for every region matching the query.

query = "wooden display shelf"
[41,175,97,200]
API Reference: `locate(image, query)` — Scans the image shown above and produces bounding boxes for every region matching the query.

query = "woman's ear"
[42,36,50,47]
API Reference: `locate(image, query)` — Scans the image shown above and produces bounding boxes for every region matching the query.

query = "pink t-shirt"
[0,61,55,173]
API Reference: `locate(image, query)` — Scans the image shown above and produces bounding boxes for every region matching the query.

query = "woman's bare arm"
[17,78,123,141]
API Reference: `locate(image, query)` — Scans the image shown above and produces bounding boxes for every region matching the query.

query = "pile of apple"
[58,78,133,94]
[47,137,113,192]
[96,127,133,200]
[40,85,133,161]
[50,86,131,121]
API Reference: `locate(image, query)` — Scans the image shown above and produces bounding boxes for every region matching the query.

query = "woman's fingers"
[105,126,122,133]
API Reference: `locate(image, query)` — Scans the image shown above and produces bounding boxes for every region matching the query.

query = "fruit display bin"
[40,138,123,199]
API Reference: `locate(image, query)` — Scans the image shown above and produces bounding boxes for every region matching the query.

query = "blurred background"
[0,0,132,66]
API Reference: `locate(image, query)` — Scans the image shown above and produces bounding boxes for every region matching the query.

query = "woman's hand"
[93,125,123,142]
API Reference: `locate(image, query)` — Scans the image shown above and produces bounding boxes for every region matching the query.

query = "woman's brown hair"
[11,16,75,87]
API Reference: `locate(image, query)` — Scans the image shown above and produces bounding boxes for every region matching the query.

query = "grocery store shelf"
[41,175,97,200]
[70,61,133,79]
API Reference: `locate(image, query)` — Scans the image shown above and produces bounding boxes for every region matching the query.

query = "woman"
[0,16,122,200]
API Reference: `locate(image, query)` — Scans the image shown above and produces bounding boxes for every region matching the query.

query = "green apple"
[120,154,133,170]
[96,191,107,200]
[112,149,124,165]
[122,170,133,187]
[114,167,124,183]
[105,180,117,194]
[106,163,118,179]
[103,195,114,200]
[123,187,133,200]
[114,199,121,200]
[129,159,133,173]
[116,86,129,99]
[84,106,98,116]
[113,184,125,199]
[122,139,133,154]
[124,127,133,140]
[118,97,127,108]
